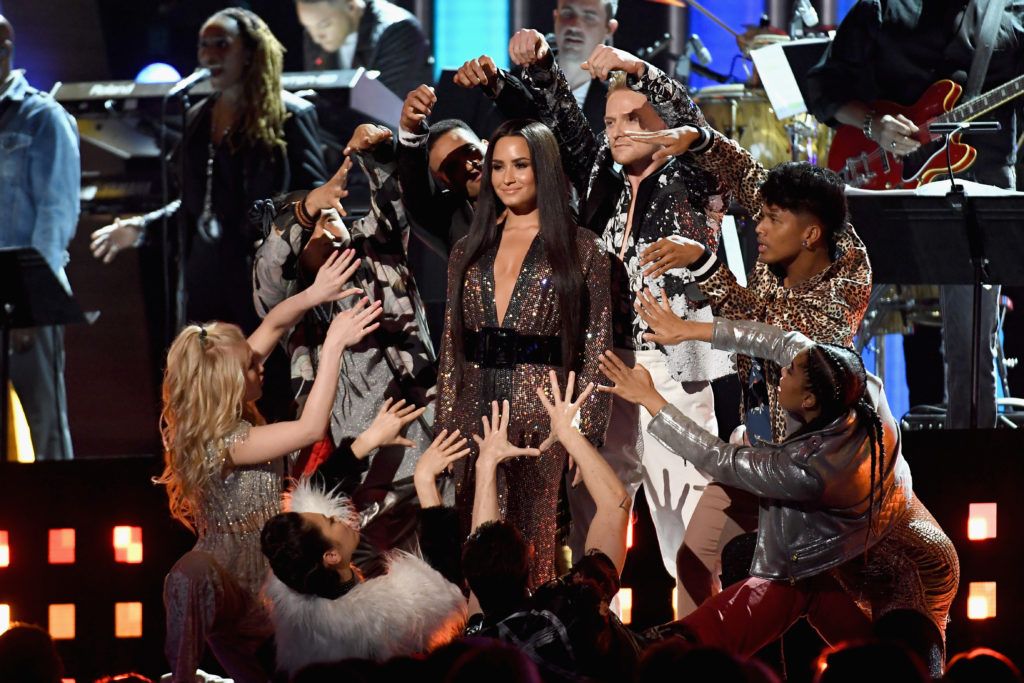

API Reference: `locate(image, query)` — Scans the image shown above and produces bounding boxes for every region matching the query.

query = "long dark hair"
[801,344,887,537]
[261,512,347,599]
[447,119,584,382]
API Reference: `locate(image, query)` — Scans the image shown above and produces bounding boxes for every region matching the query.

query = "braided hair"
[802,344,887,539]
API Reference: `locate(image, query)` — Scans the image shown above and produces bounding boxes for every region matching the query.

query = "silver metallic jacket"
[647,319,914,581]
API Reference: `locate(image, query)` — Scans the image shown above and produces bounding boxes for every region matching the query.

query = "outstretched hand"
[306,249,362,306]
[453,55,499,91]
[635,287,711,346]
[536,370,594,451]
[508,29,550,67]
[415,428,471,480]
[597,350,667,415]
[324,297,383,350]
[638,237,704,279]
[304,156,353,218]
[401,84,437,133]
[580,44,646,80]
[344,123,393,155]
[624,126,703,162]
[353,398,428,458]
[473,399,541,470]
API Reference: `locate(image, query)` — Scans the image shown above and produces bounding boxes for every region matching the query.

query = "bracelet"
[862,110,876,142]
[294,198,317,229]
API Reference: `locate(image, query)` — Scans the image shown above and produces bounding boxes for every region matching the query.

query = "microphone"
[795,0,819,27]
[166,67,212,98]
[929,121,1002,134]
[688,34,712,66]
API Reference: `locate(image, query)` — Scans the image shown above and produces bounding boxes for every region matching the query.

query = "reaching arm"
[229,299,383,466]
[537,372,629,574]
[247,249,361,361]
[470,400,541,531]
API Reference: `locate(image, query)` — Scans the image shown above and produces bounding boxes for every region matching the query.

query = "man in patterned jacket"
[251,123,438,575]
[455,34,733,585]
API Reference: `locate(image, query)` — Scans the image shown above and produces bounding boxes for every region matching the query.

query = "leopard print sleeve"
[692,131,766,217]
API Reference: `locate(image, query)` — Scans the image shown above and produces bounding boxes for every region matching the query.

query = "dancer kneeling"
[598,318,959,676]
[259,438,470,678]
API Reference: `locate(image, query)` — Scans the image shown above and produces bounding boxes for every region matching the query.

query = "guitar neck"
[936,74,1024,124]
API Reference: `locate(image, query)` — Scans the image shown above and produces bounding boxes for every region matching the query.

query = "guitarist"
[805,0,1024,428]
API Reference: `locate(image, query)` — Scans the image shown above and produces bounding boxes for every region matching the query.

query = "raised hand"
[90,217,143,263]
[401,84,437,133]
[303,156,353,218]
[634,287,710,346]
[508,29,550,67]
[343,123,393,155]
[597,350,666,415]
[638,237,705,279]
[580,44,646,80]
[324,297,383,350]
[353,397,428,458]
[536,370,594,451]
[625,126,703,162]
[305,249,362,306]
[453,56,499,91]
[473,399,540,470]
[415,428,471,480]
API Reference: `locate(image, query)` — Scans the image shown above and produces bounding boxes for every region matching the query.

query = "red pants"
[681,574,873,656]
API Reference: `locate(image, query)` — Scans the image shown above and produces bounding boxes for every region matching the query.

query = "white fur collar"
[265,479,467,676]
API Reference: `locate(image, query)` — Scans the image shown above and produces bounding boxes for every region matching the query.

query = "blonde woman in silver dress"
[157,249,400,682]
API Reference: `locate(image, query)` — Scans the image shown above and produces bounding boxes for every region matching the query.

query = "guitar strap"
[965,0,1008,98]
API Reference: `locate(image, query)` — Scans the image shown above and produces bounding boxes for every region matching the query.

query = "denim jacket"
[0,70,80,289]
[648,318,914,582]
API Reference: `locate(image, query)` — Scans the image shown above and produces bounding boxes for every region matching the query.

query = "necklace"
[197,123,231,244]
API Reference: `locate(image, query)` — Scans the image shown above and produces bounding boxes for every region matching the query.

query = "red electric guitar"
[826,75,1024,189]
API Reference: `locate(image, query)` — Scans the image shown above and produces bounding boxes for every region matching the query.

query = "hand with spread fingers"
[343,123,394,156]
[639,236,705,279]
[400,84,437,133]
[473,399,541,471]
[323,297,383,351]
[635,287,713,346]
[304,248,362,306]
[597,350,668,416]
[453,55,499,91]
[414,428,472,508]
[536,370,594,451]
[580,44,647,80]
[508,29,550,67]
[624,126,704,161]
[303,156,353,218]
[352,397,428,458]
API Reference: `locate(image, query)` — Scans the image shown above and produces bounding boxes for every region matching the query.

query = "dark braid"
[804,344,887,543]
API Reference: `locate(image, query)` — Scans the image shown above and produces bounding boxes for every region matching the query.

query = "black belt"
[464,327,562,368]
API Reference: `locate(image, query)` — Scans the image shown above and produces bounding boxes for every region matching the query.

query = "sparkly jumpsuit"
[163,421,282,683]
[436,232,613,587]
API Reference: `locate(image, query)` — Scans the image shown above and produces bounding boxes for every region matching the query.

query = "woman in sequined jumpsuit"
[435,120,613,588]
[156,250,386,682]
[601,317,959,677]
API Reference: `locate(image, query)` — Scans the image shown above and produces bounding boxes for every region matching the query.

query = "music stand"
[846,188,1024,427]
[0,248,97,460]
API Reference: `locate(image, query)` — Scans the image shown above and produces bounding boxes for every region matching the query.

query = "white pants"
[568,349,717,579]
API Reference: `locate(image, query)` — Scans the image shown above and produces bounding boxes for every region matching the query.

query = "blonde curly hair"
[155,322,262,531]
[207,7,288,151]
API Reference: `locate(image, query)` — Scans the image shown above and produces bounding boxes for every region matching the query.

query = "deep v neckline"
[486,229,542,328]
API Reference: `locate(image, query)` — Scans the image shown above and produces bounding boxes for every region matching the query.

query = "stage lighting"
[968,503,997,541]
[135,62,181,84]
[0,530,8,567]
[113,526,143,564]
[49,528,76,564]
[0,604,9,634]
[619,588,633,625]
[967,582,997,620]
[115,602,143,638]
[49,603,76,640]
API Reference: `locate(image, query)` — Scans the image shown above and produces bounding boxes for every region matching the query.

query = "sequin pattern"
[436,233,613,587]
